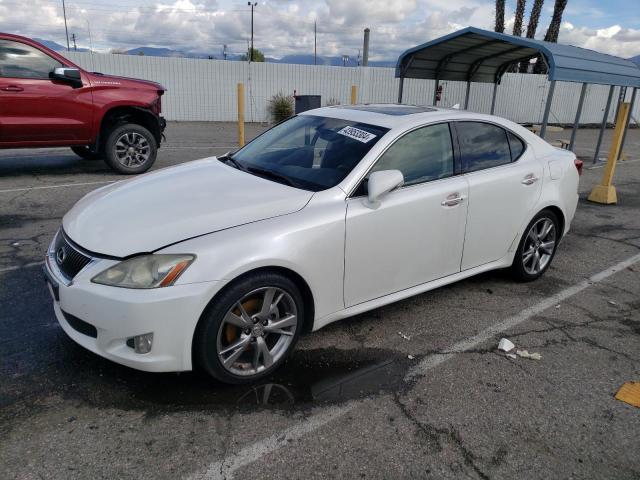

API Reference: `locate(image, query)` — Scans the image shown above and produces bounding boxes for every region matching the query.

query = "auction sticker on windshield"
[337,126,377,143]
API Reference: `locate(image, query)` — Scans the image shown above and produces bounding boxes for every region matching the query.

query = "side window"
[456,122,511,173]
[0,39,63,79]
[369,123,454,186]
[507,131,526,161]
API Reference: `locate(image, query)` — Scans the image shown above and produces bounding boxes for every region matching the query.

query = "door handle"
[0,85,24,92]
[441,193,466,207]
[521,174,539,185]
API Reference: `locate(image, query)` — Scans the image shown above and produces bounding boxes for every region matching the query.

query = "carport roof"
[395,27,640,87]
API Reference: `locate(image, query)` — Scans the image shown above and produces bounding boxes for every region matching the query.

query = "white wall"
[65,51,640,125]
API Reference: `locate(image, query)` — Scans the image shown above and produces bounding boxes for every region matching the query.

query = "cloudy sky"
[1,0,639,59]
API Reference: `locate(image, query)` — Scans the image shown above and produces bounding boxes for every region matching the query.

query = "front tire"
[103,123,157,174]
[194,272,304,384]
[510,209,560,282]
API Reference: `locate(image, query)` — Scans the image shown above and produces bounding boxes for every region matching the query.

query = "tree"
[534,0,568,73]
[241,47,265,62]
[512,0,526,36]
[494,0,506,33]
[520,0,545,72]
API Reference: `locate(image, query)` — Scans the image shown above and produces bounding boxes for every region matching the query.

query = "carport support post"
[432,79,439,106]
[539,80,556,139]
[237,83,245,147]
[490,82,498,115]
[618,87,637,160]
[569,83,588,151]
[464,81,471,110]
[351,85,357,105]
[397,76,404,104]
[593,85,615,164]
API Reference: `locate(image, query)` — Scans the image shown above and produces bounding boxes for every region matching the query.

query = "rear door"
[455,121,543,270]
[0,38,93,145]
[344,122,469,306]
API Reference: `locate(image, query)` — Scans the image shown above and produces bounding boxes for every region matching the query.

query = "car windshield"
[228,115,389,191]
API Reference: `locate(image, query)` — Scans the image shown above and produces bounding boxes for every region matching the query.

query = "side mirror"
[366,170,404,207]
[50,67,82,87]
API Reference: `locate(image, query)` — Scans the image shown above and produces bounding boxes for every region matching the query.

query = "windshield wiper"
[246,166,298,188]
[218,151,245,171]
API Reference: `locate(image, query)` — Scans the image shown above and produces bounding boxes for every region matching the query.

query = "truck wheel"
[71,146,102,160]
[103,123,157,174]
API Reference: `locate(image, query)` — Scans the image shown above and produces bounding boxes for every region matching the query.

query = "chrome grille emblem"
[56,246,66,265]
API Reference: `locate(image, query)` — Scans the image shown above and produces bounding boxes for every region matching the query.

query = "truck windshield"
[229,115,389,191]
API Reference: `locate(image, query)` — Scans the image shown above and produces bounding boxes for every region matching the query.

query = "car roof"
[301,103,553,154]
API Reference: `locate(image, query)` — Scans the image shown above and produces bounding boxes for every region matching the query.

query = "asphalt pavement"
[1,122,639,479]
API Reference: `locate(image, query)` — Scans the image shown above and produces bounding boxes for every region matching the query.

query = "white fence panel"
[65,51,639,126]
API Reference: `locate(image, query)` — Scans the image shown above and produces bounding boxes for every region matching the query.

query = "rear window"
[508,131,526,161]
[456,122,511,173]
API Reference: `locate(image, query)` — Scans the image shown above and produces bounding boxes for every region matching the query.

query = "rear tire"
[103,123,157,174]
[194,272,304,384]
[71,146,102,160]
[510,209,560,282]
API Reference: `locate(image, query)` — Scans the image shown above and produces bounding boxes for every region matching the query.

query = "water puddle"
[59,347,413,413]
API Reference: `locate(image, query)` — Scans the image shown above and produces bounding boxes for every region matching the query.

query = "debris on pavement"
[397,331,411,340]
[516,350,542,360]
[615,382,640,408]
[506,353,517,360]
[498,338,515,352]
[608,300,617,306]
[555,304,561,309]
[407,354,415,360]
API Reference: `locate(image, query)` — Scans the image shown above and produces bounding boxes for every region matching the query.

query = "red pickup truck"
[0,33,166,174]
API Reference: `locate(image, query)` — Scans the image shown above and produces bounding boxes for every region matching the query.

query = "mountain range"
[36,38,396,67]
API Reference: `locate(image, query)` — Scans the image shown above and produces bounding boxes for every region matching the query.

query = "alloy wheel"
[216,287,298,377]
[114,132,150,167]
[522,217,556,275]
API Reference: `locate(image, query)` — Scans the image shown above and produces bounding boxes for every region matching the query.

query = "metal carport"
[395,27,640,160]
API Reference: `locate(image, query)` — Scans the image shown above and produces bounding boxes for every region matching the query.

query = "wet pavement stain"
[2,341,414,418]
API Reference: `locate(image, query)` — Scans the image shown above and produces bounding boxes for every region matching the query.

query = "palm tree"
[495,0,506,33]
[534,0,568,73]
[520,0,545,72]
[513,0,526,36]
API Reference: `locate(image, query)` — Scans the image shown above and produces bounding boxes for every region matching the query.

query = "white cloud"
[559,23,640,58]
[0,0,638,61]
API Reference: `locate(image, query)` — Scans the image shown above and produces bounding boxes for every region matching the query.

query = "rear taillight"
[574,158,584,176]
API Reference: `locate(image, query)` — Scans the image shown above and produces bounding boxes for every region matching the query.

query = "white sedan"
[44,104,580,383]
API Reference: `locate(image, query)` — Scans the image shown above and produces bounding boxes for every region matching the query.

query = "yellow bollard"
[351,85,357,105]
[237,83,245,147]
[588,102,630,204]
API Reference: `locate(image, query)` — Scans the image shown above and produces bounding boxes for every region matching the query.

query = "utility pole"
[71,33,77,51]
[314,20,317,65]
[362,28,370,66]
[223,44,227,60]
[62,0,70,51]
[248,2,257,62]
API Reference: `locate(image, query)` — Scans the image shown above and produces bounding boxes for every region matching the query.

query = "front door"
[344,122,469,307]
[0,38,93,145]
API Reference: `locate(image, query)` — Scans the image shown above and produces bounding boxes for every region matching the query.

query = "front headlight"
[91,254,195,289]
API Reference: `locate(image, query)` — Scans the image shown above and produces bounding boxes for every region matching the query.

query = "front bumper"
[44,255,219,372]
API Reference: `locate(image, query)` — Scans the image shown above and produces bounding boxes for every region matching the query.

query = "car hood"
[63,158,314,257]
[86,72,165,91]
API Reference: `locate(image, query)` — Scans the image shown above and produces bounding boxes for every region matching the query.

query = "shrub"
[267,92,294,123]
[326,97,341,106]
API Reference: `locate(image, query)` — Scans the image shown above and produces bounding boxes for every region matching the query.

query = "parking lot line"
[0,261,44,274]
[191,251,640,480]
[0,180,115,194]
